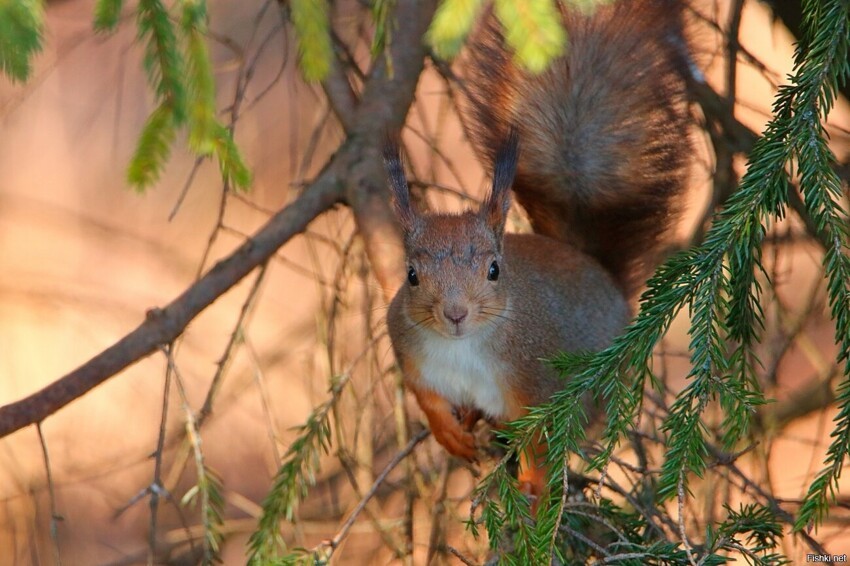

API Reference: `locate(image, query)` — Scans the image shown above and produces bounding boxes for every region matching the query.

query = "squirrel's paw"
[432,419,477,461]
[455,406,483,432]
[411,386,479,460]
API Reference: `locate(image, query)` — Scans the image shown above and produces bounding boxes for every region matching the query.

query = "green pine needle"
[182,1,217,155]
[247,381,337,563]
[473,0,850,555]
[290,0,333,82]
[494,0,566,74]
[213,124,252,191]
[370,0,392,60]
[0,0,44,83]
[127,0,253,193]
[782,0,850,533]
[182,457,226,561]
[426,0,485,61]
[137,0,186,122]
[127,104,177,191]
[93,0,124,32]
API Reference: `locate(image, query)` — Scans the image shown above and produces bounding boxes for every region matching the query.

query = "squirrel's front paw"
[432,420,477,461]
[456,406,483,432]
[410,386,479,460]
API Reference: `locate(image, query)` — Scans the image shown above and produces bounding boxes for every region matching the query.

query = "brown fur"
[387,219,630,416]
[384,0,690,502]
[384,152,629,497]
[464,0,691,295]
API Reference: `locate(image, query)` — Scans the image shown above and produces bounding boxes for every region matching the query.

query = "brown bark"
[0,0,437,439]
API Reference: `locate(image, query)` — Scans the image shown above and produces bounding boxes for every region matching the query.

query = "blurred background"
[1,0,850,563]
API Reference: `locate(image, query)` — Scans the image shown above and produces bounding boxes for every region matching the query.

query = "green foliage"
[126,0,184,190]
[246,381,337,563]
[182,461,226,563]
[182,0,217,155]
[773,0,850,534]
[710,504,789,565]
[93,0,124,32]
[427,0,485,60]
[427,0,616,73]
[370,0,393,58]
[472,455,536,564]
[127,104,177,191]
[128,0,252,191]
[290,0,333,82]
[493,0,566,74]
[557,498,693,565]
[0,0,43,83]
[6,0,254,192]
[169,350,226,564]
[213,124,253,191]
[471,0,850,559]
[137,0,187,122]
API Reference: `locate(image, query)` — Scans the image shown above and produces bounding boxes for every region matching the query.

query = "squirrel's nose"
[443,304,469,325]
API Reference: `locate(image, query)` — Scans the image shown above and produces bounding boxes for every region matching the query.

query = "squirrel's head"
[383,130,518,339]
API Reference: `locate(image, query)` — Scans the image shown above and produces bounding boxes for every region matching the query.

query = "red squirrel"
[384,0,691,500]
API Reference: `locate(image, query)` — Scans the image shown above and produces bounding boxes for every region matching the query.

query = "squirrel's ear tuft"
[482,127,518,239]
[383,134,418,232]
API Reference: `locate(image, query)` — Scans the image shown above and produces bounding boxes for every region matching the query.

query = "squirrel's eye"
[407,266,419,287]
[487,261,500,281]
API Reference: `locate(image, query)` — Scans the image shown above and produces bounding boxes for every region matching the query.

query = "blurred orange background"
[1,0,850,563]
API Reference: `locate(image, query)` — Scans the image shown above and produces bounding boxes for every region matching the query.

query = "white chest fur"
[417,332,508,418]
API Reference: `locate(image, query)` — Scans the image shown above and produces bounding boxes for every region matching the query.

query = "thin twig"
[426,460,452,564]
[235,6,289,119]
[725,0,745,106]
[560,522,610,558]
[322,34,358,131]
[686,3,782,87]
[196,180,231,281]
[219,224,336,286]
[168,156,205,221]
[316,429,430,559]
[595,551,655,564]
[149,354,174,562]
[678,470,698,566]
[549,456,570,562]
[162,345,220,563]
[37,423,62,566]
[198,263,269,424]
[245,336,284,467]
[444,544,479,566]
[565,505,630,544]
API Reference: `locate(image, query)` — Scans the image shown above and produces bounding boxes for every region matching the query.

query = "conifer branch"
[472,0,850,559]
[0,0,43,82]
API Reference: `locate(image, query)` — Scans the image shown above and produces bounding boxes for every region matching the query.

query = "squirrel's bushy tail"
[464,0,691,295]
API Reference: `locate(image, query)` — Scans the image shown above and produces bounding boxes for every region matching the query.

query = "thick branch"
[0,0,435,438]
[0,173,343,439]
[346,0,437,299]
[322,35,359,131]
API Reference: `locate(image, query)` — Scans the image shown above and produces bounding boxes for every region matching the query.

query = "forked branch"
[0,0,437,439]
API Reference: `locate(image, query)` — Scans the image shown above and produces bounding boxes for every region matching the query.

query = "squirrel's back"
[464,0,691,295]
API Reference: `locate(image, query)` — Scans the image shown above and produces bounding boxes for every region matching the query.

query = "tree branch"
[321,33,359,132]
[0,0,437,438]
[343,0,437,299]
[689,79,834,251]
[0,171,343,439]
